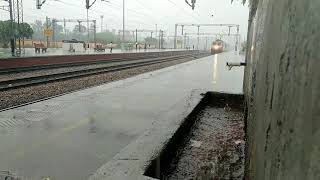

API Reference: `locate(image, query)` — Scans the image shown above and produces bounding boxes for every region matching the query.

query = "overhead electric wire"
[166,0,202,22]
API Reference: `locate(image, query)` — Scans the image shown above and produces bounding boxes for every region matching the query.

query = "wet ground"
[165,105,245,180]
[0,52,245,180]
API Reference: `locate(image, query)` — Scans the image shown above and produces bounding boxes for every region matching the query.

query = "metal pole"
[52,19,55,48]
[197,25,200,50]
[46,16,49,48]
[135,29,138,43]
[184,33,187,49]
[187,36,190,49]
[155,24,157,38]
[174,24,177,49]
[86,8,89,50]
[122,0,125,50]
[181,25,184,35]
[158,30,161,50]
[9,0,15,56]
[161,30,163,49]
[64,18,66,37]
[100,15,104,32]
[21,0,24,55]
[16,0,21,54]
[205,37,208,50]
[236,25,240,51]
[94,20,96,48]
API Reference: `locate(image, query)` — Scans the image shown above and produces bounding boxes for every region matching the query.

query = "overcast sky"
[0,0,249,38]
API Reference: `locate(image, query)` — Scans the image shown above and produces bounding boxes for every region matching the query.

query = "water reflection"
[89,117,97,134]
[213,54,218,84]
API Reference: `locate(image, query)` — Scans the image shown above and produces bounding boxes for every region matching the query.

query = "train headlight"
[213,45,219,50]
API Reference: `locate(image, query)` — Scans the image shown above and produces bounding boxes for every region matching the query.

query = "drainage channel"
[144,92,245,180]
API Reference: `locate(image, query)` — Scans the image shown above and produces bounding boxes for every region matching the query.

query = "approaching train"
[211,39,224,54]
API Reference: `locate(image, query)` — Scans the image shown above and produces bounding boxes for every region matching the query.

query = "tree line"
[0,20,33,48]
[0,20,162,48]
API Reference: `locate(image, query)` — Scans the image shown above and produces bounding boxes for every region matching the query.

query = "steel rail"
[0,54,204,91]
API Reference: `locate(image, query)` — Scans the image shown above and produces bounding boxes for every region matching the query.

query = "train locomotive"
[211,39,224,54]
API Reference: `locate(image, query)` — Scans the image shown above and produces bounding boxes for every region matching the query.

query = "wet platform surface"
[0,52,244,180]
[0,48,188,59]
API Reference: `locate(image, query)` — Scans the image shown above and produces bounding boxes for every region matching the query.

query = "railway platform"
[0,52,244,180]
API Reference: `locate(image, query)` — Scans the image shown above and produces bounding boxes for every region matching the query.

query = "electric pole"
[46,16,50,48]
[93,20,97,48]
[86,0,89,49]
[184,32,187,49]
[122,0,125,50]
[174,24,177,49]
[159,30,163,50]
[158,30,160,50]
[8,0,15,56]
[100,15,104,32]
[85,0,99,50]
[161,31,164,49]
[52,19,56,48]
[155,24,158,38]
[16,0,22,55]
[135,29,138,43]
[197,25,200,50]
[205,36,208,50]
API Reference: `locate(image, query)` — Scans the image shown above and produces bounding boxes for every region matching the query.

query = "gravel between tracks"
[0,57,198,110]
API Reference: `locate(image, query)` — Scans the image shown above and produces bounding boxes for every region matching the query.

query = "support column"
[158,30,161,50]
[63,18,66,37]
[184,33,187,49]
[161,30,164,49]
[197,25,200,50]
[135,29,138,43]
[94,20,96,48]
[205,37,208,51]
[174,24,177,49]
[46,16,50,48]
[9,0,15,56]
[52,19,55,48]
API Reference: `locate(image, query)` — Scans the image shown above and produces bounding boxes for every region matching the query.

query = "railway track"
[0,53,203,91]
[0,50,201,74]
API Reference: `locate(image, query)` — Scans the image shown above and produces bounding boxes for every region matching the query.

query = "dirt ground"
[164,105,245,180]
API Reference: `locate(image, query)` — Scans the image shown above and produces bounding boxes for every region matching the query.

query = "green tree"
[0,21,34,47]
[0,21,11,48]
[18,22,33,39]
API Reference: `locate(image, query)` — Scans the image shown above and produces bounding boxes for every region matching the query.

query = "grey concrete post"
[174,24,177,49]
